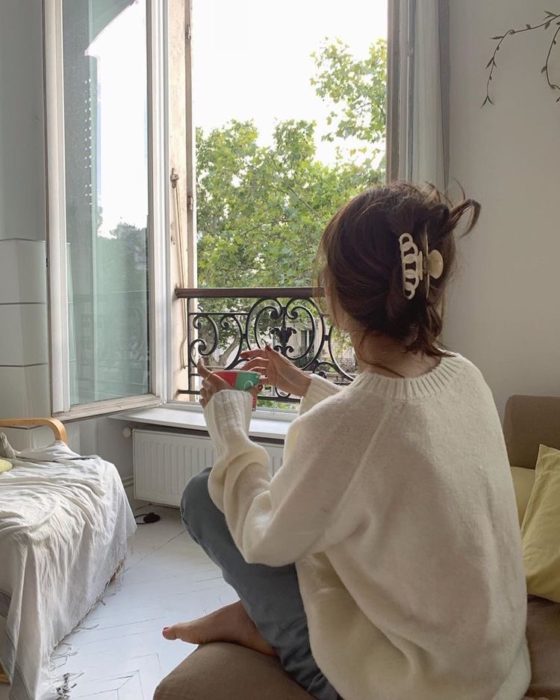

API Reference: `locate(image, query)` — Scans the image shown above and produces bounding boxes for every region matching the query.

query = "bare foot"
[162,601,276,657]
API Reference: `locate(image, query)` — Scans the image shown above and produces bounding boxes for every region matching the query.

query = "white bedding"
[0,441,136,700]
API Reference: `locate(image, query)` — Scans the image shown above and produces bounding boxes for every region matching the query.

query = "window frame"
[44,0,170,420]
[387,0,415,182]
[184,0,197,291]
[171,0,398,414]
[44,0,403,420]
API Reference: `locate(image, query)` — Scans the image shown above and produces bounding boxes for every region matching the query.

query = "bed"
[0,418,136,700]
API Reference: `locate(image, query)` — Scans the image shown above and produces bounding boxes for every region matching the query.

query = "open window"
[45,0,168,418]
[44,0,437,416]
[173,0,389,408]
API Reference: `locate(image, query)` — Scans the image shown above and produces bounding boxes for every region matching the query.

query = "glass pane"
[193,0,388,289]
[63,0,149,406]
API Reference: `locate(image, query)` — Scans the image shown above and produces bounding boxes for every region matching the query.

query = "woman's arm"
[204,389,357,567]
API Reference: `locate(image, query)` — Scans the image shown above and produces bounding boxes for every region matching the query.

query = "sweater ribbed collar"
[349,353,469,400]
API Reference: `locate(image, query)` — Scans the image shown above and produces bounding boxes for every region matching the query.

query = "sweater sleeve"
[299,374,341,415]
[203,388,355,567]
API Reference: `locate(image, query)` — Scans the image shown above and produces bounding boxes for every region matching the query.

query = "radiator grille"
[133,430,284,507]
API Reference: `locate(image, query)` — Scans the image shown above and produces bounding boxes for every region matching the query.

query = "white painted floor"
[0,506,237,700]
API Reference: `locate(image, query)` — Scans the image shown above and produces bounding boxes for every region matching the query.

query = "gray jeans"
[181,469,340,700]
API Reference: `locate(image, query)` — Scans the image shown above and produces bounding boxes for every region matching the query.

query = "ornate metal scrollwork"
[178,288,356,404]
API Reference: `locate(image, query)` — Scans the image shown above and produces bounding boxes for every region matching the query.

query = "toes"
[162,625,178,640]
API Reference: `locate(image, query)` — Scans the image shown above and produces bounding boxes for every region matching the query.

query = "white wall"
[0,240,50,421]
[66,417,134,481]
[0,0,46,241]
[0,2,51,425]
[0,1,133,477]
[444,0,560,415]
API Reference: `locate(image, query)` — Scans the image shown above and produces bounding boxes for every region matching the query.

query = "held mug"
[214,369,261,409]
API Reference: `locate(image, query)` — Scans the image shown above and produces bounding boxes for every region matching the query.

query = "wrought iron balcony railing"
[175,287,357,404]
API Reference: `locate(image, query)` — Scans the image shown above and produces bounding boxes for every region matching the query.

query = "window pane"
[63,0,149,405]
[193,0,387,289]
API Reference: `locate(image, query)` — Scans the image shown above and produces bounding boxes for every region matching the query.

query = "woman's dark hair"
[315,181,481,357]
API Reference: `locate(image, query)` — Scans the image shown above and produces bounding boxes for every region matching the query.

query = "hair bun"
[317,181,481,357]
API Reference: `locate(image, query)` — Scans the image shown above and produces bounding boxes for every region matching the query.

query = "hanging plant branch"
[543,23,560,99]
[483,10,560,107]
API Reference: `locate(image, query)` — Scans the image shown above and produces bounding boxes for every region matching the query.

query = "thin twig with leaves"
[483,10,560,106]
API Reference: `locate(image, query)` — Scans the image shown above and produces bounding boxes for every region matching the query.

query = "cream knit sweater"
[204,353,530,700]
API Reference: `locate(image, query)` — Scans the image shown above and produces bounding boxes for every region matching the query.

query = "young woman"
[163,182,530,700]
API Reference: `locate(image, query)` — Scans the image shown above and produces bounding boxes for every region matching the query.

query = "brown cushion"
[153,642,313,700]
[503,396,560,469]
[526,596,560,699]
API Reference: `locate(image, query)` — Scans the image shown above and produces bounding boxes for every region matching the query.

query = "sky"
[87,1,148,237]
[193,0,388,159]
[85,0,387,236]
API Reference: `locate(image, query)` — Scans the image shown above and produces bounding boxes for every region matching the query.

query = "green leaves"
[196,40,387,291]
[311,38,387,147]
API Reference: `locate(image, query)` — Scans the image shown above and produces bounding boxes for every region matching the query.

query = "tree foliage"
[196,39,387,289]
[311,38,387,148]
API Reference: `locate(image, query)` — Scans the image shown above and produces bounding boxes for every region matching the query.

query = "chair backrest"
[0,418,67,444]
[503,395,560,469]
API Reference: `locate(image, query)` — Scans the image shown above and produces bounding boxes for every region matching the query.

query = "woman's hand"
[197,360,262,408]
[240,346,311,398]
[197,360,231,408]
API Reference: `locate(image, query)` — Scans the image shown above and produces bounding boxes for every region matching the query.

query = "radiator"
[133,429,284,507]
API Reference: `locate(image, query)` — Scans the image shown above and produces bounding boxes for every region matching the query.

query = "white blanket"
[0,442,136,700]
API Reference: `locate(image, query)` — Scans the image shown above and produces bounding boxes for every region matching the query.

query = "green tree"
[196,39,387,290]
[311,38,387,148]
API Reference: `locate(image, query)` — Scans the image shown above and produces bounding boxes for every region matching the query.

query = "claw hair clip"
[398,232,444,300]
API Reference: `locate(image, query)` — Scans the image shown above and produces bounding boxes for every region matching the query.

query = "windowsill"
[110,402,296,441]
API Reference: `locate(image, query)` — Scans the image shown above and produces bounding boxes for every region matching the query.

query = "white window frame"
[169,0,398,416]
[184,0,197,292]
[44,0,170,420]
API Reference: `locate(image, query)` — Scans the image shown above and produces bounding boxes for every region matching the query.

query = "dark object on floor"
[56,672,77,699]
[135,512,161,525]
